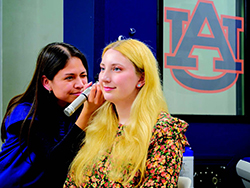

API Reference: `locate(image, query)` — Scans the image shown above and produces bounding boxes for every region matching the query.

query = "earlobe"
[137,73,145,88]
[42,75,51,91]
[137,81,145,88]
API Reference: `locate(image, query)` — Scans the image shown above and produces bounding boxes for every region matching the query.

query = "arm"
[32,83,104,157]
[36,84,104,186]
[140,135,184,188]
[44,83,104,160]
[29,123,86,187]
[75,82,105,130]
[42,83,104,159]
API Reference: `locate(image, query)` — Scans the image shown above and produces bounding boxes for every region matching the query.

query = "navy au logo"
[164,0,244,93]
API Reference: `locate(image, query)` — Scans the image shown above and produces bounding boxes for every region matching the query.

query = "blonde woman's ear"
[137,73,145,88]
[137,82,145,88]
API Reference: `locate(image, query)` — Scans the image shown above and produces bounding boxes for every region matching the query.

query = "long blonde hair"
[70,39,168,186]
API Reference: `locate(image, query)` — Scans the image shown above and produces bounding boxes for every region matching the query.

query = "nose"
[74,77,85,89]
[99,71,111,83]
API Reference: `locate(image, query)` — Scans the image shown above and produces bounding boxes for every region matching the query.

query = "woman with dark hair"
[0,42,104,187]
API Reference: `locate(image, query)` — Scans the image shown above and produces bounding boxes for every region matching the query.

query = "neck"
[115,101,133,125]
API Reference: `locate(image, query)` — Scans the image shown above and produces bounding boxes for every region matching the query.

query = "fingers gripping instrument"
[64,86,92,117]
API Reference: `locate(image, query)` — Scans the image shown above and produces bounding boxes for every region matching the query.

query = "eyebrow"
[100,63,122,66]
[64,71,87,76]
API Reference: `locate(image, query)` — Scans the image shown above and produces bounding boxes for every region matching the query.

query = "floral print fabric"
[64,111,189,187]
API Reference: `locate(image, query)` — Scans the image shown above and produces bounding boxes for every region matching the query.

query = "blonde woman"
[64,39,189,187]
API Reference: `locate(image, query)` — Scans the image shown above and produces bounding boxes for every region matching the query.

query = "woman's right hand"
[75,82,105,130]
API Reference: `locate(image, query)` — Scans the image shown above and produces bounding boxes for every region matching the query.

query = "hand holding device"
[64,84,93,117]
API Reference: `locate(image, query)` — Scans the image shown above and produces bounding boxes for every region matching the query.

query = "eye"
[80,74,87,78]
[113,67,121,72]
[65,76,74,80]
[100,66,105,71]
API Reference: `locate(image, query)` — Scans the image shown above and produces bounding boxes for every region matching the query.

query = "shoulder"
[5,102,33,127]
[152,111,189,139]
[14,102,32,112]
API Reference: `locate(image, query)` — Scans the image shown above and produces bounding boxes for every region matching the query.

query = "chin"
[104,96,115,103]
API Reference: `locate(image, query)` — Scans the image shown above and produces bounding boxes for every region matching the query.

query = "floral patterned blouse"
[64,111,189,188]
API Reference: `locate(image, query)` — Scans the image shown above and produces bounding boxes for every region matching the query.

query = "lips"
[103,86,115,92]
[72,92,83,96]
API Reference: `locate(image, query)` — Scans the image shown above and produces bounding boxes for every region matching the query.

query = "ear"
[41,75,51,91]
[137,73,145,88]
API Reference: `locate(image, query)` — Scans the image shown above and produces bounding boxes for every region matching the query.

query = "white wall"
[1,0,63,148]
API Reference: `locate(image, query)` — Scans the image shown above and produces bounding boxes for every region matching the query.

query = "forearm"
[50,124,85,159]
[75,108,92,130]
[75,82,104,131]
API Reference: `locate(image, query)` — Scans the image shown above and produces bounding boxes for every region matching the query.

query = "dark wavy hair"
[1,42,88,142]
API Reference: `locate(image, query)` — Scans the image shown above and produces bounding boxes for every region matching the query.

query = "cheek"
[82,77,88,84]
[115,77,125,85]
[54,83,72,96]
[98,73,105,85]
[119,74,139,86]
[98,73,103,81]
